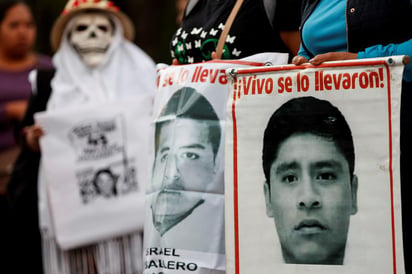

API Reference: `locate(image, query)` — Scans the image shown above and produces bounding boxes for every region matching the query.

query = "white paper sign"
[36,94,152,249]
[225,57,406,274]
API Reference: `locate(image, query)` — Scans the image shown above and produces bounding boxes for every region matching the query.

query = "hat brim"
[50,6,135,52]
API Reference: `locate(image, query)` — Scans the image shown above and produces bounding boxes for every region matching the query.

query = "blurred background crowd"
[26,0,179,64]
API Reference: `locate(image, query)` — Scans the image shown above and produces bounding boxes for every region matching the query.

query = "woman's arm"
[358,39,412,81]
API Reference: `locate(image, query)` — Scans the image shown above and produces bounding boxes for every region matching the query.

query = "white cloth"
[37,97,151,249]
[35,12,156,274]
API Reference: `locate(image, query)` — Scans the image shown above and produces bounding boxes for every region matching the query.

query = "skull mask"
[68,12,114,68]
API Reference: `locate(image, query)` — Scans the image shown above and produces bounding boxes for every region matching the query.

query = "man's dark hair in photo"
[262,96,355,184]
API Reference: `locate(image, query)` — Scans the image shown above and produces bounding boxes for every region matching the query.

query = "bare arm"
[292,52,358,65]
[280,30,301,57]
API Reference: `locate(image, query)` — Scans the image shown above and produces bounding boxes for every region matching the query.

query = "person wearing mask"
[7,0,155,273]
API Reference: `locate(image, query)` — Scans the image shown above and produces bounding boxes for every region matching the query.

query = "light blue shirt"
[358,40,412,82]
[299,0,347,59]
[299,0,412,82]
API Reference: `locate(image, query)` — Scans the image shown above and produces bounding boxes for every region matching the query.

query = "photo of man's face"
[93,169,118,198]
[264,132,358,265]
[96,172,115,197]
[151,118,218,235]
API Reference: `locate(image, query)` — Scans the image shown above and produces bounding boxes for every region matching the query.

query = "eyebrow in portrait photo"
[150,87,222,236]
[262,96,358,265]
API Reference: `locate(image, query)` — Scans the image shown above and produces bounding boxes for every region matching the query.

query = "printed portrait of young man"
[150,87,222,237]
[262,96,358,265]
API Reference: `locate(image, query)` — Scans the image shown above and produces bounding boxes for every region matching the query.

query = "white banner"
[144,53,289,274]
[36,95,152,249]
[225,57,406,274]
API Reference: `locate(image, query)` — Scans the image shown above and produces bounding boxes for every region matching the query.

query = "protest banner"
[35,95,151,249]
[144,53,288,274]
[225,57,407,274]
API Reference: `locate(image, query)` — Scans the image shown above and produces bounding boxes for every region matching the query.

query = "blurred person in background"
[0,1,52,271]
[0,0,52,194]
[170,0,302,64]
[175,0,189,25]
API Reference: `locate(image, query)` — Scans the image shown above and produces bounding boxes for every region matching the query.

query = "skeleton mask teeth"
[74,47,109,54]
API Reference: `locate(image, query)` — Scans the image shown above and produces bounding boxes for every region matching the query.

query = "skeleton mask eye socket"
[98,25,109,32]
[76,24,88,32]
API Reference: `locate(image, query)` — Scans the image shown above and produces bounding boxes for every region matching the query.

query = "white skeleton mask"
[69,12,114,68]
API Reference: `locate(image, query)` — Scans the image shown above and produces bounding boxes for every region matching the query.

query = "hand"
[292,52,358,66]
[211,51,219,60]
[5,100,28,121]
[292,55,309,65]
[172,58,181,65]
[24,124,44,152]
[308,52,358,66]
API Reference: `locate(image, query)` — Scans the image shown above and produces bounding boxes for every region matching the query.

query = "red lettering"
[342,73,351,89]
[359,72,369,89]
[333,74,342,90]
[244,77,252,95]
[301,74,309,92]
[209,69,219,83]
[199,68,208,82]
[285,77,292,92]
[278,77,285,93]
[251,76,257,94]
[368,70,381,88]
[265,78,273,94]
[324,74,332,90]
[256,78,265,94]
[351,73,359,89]
[219,70,228,84]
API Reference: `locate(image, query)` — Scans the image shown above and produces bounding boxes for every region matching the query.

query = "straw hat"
[50,0,135,51]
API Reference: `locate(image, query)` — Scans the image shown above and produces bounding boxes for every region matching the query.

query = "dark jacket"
[6,68,55,274]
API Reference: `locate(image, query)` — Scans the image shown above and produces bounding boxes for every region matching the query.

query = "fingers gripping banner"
[144,53,289,274]
[36,95,151,249]
[225,57,407,274]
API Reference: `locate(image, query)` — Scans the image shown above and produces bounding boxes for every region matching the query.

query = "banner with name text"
[144,53,289,274]
[225,57,407,274]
